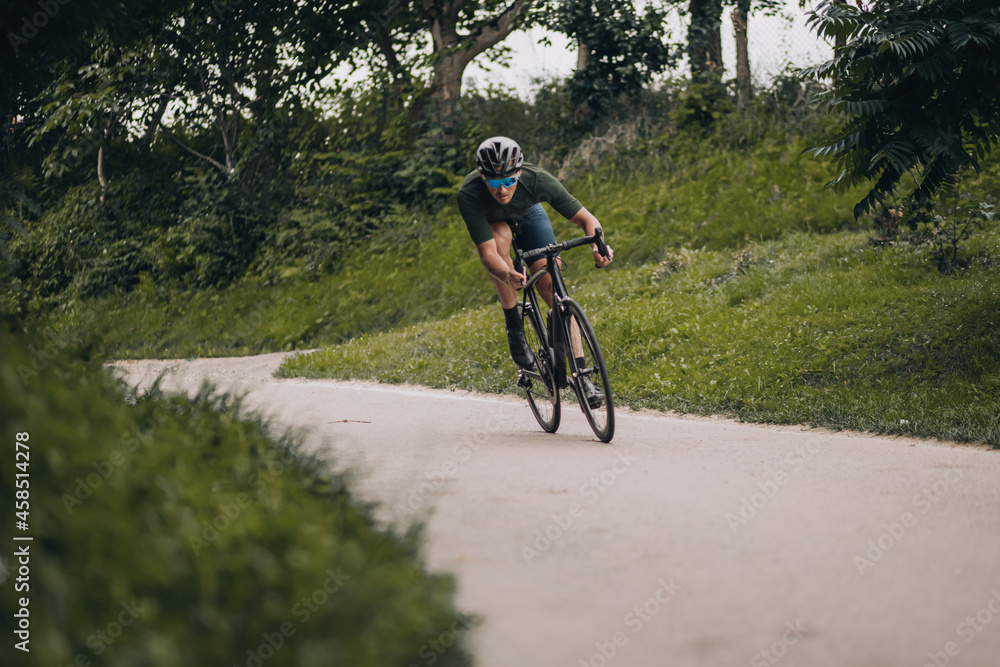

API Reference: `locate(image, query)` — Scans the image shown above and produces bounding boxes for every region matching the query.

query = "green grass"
[278,227,1000,446]
[0,323,473,667]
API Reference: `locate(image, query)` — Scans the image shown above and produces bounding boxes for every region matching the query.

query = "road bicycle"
[512,228,615,443]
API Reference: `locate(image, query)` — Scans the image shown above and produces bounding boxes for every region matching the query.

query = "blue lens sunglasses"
[486,175,518,189]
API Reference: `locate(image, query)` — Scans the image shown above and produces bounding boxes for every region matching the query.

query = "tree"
[7,0,383,293]
[688,0,723,82]
[732,0,752,106]
[550,0,679,124]
[804,0,1000,219]
[27,1,372,185]
[420,0,535,103]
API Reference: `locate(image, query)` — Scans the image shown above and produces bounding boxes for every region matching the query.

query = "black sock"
[576,356,587,369]
[503,305,521,332]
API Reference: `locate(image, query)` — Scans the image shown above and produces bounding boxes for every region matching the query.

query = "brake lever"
[593,228,609,269]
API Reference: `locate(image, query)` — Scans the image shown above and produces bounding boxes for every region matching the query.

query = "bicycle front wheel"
[563,300,614,442]
[521,295,560,433]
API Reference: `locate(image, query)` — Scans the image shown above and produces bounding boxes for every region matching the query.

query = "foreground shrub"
[0,322,473,667]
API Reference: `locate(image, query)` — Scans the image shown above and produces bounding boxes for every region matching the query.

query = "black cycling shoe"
[578,375,604,409]
[507,328,536,369]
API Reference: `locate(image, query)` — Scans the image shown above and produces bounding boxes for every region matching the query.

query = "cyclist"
[456,136,614,407]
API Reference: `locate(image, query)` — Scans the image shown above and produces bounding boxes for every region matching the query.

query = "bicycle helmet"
[475,136,523,178]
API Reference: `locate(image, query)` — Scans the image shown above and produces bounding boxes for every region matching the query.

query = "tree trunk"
[573,38,591,125]
[369,17,411,94]
[97,145,107,203]
[428,53,469,147]
[429,51,472,103]
[577,38,590,70]
[97,117,116,203]
[420,0,533,146]
[142,95,170,152]
[732,2,751,107]
[688,0,723,83]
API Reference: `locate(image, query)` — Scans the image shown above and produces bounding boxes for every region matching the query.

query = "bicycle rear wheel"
[520,295,560,433]
[563,300,614,442]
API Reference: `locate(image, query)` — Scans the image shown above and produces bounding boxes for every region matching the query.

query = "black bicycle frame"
[513,229,608,385]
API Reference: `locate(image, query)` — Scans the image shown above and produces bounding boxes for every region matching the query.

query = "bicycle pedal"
[517,374,532,389]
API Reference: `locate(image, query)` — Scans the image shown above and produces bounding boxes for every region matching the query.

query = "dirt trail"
[111,353,1000,667]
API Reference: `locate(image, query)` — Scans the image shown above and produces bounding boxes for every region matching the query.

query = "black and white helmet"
[475,136,523,178]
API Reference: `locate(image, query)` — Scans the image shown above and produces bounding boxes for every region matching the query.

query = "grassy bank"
[0,323,473,666]
[279,227,1000,446]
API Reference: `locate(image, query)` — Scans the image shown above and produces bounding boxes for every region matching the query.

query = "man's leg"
[489,221,534,369]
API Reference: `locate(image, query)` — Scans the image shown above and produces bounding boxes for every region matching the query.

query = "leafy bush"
[908,194,997,274]
[803,0,1000,217]
[0,321,473,667]
[9,175,169,301]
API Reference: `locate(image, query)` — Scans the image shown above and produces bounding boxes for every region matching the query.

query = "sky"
[464,0,833,98]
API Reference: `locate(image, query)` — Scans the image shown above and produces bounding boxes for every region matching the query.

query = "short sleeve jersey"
[456,163,583,245]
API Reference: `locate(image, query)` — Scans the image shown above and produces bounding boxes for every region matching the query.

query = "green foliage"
[803,0,1000,218]
[670,76,735,130]
[548,0,679,124]
[9,169,184,301]
[458,80,580,169]
[0,176,38,282]
[3,0,403,305]
[907,193,997,274]
[0,321,473,666]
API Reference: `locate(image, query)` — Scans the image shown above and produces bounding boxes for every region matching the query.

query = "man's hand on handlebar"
[593,243,614,268]
[505,268,527,289]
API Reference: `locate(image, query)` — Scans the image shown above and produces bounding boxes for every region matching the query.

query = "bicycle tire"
[563,300,614,442]
[521,294,560,433]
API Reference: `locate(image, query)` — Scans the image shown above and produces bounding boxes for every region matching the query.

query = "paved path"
[111,354,1000,667]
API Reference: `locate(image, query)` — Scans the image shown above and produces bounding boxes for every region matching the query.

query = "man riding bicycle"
[456,136,614,407]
